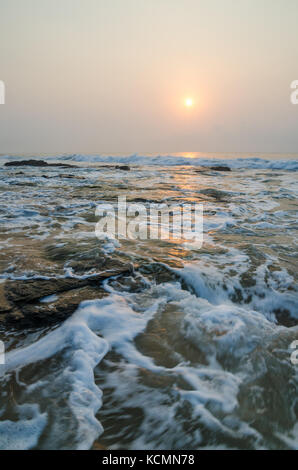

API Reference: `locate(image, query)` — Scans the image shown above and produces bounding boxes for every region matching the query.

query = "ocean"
[0,153,297,449]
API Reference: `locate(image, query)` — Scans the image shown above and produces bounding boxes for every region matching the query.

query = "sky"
[0,0,298,154]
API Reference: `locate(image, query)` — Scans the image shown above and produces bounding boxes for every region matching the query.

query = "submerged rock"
[198,188,230,201]
[139,262,178,284]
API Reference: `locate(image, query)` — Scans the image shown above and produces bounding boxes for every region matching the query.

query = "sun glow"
[185,97,193,107]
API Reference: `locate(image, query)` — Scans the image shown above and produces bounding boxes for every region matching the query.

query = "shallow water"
[0,154,297,449]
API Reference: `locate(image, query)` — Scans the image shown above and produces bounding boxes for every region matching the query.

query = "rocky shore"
[0,258,134,328]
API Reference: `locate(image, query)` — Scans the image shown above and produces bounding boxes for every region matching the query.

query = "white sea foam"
[0,404,47,450]
[3,294,162,449]
[3,278,296,449]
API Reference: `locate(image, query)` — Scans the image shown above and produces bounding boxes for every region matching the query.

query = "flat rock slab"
[2,261,133,328]
[7,286,108,328]
[5,266,132,304]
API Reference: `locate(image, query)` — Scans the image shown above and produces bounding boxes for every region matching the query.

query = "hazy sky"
[0,0,298,154]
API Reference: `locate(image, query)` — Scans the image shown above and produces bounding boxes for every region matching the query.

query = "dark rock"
[209,165,231,171]
[8,287,108,327]
[58,174,85,179]
[115,165,130,171]
[240,271,256,288]
[5,278,88,304]
[5,262,132,304]
[5,159,76,168]
[139,262,178,284]
[5,159,48,167]
[68,257,128,275]
[2,260,134,328]
[0,284,13,313]
[274,309,298,328]
[198,188,230,201]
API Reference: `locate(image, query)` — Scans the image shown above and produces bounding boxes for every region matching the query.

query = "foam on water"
[3,294,162,449]
[0,404,47,450]
[1,278,297,449]
[178,254,298,322]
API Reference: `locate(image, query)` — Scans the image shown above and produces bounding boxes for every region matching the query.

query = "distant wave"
[1,154,298,170]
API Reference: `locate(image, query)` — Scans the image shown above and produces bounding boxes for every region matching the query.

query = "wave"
[1,154,298,170]
[62,154,298,170]
[3,280,297,449]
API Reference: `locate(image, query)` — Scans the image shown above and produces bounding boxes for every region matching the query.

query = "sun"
[185,97,193,107]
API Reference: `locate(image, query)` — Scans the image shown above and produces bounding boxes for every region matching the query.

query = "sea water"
[0,153,297,449]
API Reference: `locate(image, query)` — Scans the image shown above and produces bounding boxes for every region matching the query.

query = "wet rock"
[139,262,178,284]
[92,442,108,450]
[240,271,257,288]
[209,165,231,171]
[2,260,133,328]
[4,308,24,323]
[58,174,85,179]
[5,262,132,304]
[5,159,76,168]
[0,284,13,313]
[274,309,298,328]
[8,287,108,328]
[68,257,129,275]
[5,278,89,304]
[198,188,230,201]
[108,273,148,293]
[115,165,130,171]
[5,159,48,167]
[194,165,231,173]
